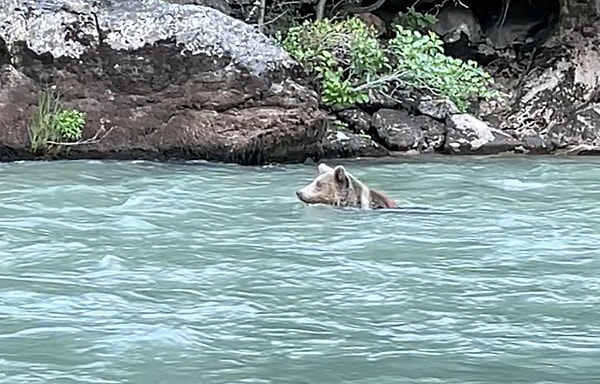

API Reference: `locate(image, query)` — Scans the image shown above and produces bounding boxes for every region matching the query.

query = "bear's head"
[296,163,364,207]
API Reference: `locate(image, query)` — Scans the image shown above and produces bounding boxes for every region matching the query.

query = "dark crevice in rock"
[359,0,561,64]
[0,38,9,67]
[365,112,390,149]
[466,0,560,47]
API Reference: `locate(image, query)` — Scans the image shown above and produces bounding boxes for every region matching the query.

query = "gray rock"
[546,108,600,150]
[367,89,421,114]
[319,129,389,159]
[422,117,447,152]
[433,4,483,45]
[0,64,34,103]
[337,109,372,134]
[519,131,555,154]
[1,0,293,74]
[167,0,232,15]
[373,109,423,151]
[372,109,446,152]
[444,114,522,154]
[554,144,600,155]
[368,90,401,110]
[417,97,460,121]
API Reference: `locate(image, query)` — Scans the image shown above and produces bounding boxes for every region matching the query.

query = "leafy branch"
[276,11,500,111]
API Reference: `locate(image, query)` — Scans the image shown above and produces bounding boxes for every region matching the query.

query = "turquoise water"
[0,157,599,383]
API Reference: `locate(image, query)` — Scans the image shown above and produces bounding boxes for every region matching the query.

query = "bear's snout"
[296,189,309,203]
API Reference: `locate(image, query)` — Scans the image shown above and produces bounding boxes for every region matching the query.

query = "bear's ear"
[333,165,349,187]
[318,163,333,174]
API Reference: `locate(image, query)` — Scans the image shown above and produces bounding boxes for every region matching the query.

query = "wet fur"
[370,189,398,209]
[296,163,398,209]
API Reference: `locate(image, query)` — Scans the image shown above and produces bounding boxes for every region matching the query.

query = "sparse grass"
[29,88,86,155]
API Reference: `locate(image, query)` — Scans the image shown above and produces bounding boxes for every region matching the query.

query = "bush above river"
[276,12,500,112]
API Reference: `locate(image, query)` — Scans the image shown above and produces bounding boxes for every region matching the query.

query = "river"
[0,157,599,383]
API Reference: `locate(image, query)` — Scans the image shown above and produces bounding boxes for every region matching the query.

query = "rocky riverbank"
[0,0,325,164]
[318,0,600,159]
[1,0,599,165]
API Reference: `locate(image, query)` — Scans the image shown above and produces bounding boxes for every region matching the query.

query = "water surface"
[1,157,599,383]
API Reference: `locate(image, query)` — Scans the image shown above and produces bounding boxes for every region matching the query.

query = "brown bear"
[295,163,398,209]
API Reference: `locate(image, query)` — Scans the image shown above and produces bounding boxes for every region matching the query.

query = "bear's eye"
[316,181,323,189]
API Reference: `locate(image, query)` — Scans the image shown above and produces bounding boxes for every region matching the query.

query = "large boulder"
[0,0,325,164]
[444,114,521,155]
[319,128,389,159]
[372,108,446,152]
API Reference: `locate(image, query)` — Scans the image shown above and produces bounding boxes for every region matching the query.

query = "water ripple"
[0,158,600,383]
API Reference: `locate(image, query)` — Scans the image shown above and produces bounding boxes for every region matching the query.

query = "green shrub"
[388,25,498,111]
[54,110,85,141]
[394,6,438,33]
[279,17,387,106]
[277,13,499,112]
[29,89,86,154]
